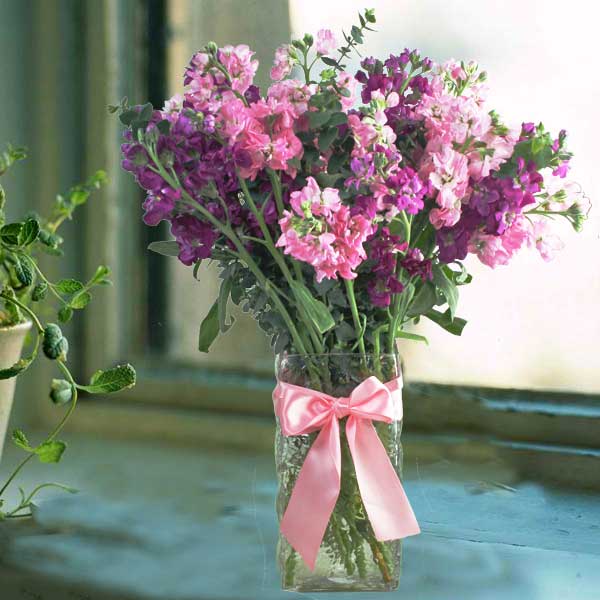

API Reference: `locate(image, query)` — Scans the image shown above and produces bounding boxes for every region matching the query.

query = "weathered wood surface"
[0,432,599,599]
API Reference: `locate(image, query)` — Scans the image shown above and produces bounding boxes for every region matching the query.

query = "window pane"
[162,0,600,392]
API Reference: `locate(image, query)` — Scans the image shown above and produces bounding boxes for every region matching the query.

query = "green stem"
[238,176,324,354]
[0,360,78,499]
[148,153,311,358]
[0,292,43,332]
[344,279,366,359]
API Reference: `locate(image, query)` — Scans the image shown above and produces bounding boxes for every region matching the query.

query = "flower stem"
[344,279,366,360]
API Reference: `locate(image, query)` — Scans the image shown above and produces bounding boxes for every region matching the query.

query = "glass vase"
[274,353,403,592]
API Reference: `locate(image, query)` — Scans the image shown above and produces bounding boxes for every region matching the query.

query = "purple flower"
[170,214,219,265]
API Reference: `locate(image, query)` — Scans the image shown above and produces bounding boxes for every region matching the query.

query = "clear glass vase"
[274,353,403,592]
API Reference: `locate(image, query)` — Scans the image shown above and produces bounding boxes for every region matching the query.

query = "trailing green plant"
[0,144,136,520]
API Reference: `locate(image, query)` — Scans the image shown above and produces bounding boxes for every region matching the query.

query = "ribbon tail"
[346,417,420,541]
[280,418,341,570]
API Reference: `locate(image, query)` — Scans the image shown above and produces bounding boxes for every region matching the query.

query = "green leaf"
[89,265,112,286]
[49,379,74,405]
[218,278,235,333]
[407,281,437,318]
[20,218,40,246]
[58,306,73,323]
[78,363,137,394]
[335,320,356,343]
[148,240,180,257]
[290,280,335,334]
[395,330,429,345]
[42,323,69,360]
[318,128,338,152]
[55,279,84,294]
[0,357,33,380]
[12,255,33,286]
[0,222,23,246]
[70,292,91,310]
[198,300,220,353]
[308,110,332,128]
[320,56,339,67]
[12,429,32,452]
[425,308,467,336]
[432,264,458,319]
[31,282,48,301]
[35,440,66,464]
[327,112,348,127]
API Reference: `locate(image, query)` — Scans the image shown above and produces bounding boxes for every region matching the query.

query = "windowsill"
[1,430,599,599]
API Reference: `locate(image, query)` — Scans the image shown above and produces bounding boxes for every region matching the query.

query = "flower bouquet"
[115,8,589,592]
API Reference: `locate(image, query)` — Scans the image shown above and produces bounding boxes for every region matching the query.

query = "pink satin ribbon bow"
[273,375,420,570]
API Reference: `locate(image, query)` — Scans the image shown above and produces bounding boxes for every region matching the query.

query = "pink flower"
[532,220,564,262]
[271,44,294,81]
[428,147,469,209]
[217,44,258,94]
[468,215,532,267]
[336,72,359,112]
[268,129,304,174]
[162,94,183,114]
[348,114,378,151]
[316,29,337,56]
[430,206,461,229]
[267,80,313,118]
[276,177,373,281]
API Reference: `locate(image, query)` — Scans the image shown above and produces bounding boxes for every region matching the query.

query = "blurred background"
[0,1,599,599]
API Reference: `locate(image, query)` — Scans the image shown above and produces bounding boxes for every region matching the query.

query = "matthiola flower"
[276,178,373,281]
[336,72,360,112]
[170,213,219,265]
[380,167,429,218]
[217,44,259,94]
[271,44,294,81]
[315,29,337,55]
[532,220,564,262]
[468,215,532,267]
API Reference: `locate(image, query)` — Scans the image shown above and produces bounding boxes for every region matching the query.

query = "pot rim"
[0,319,33,333]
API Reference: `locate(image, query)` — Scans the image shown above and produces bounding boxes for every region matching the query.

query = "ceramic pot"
[0,321,31,462]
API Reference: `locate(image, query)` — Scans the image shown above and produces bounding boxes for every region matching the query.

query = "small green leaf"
[320,56,339,67]
[55,279,84,294]
[308,110,332,128]
[395,330,429,345]
[0,357,33,380]
[290,280,335,334]
[35,440,66,464]
[49,379,74,405]
[318,128,338,152]
[148,240,180,257]
[198,300,220,353]
[31,282,48,301]
[58,306,73,323]
[432,264,458,319]
[12,429,32,452]
[70,292,91,310]
[78,364,137,394]
[12,255,33,286]
[20,218,40,246]
[0,222,23,246]
[407,281,437,318]
[217,278,235,333]
[327,112,348,127]
[425,308,467,336]
[89,265,112,286]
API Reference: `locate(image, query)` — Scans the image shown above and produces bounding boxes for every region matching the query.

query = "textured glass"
[275,353,403,592]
